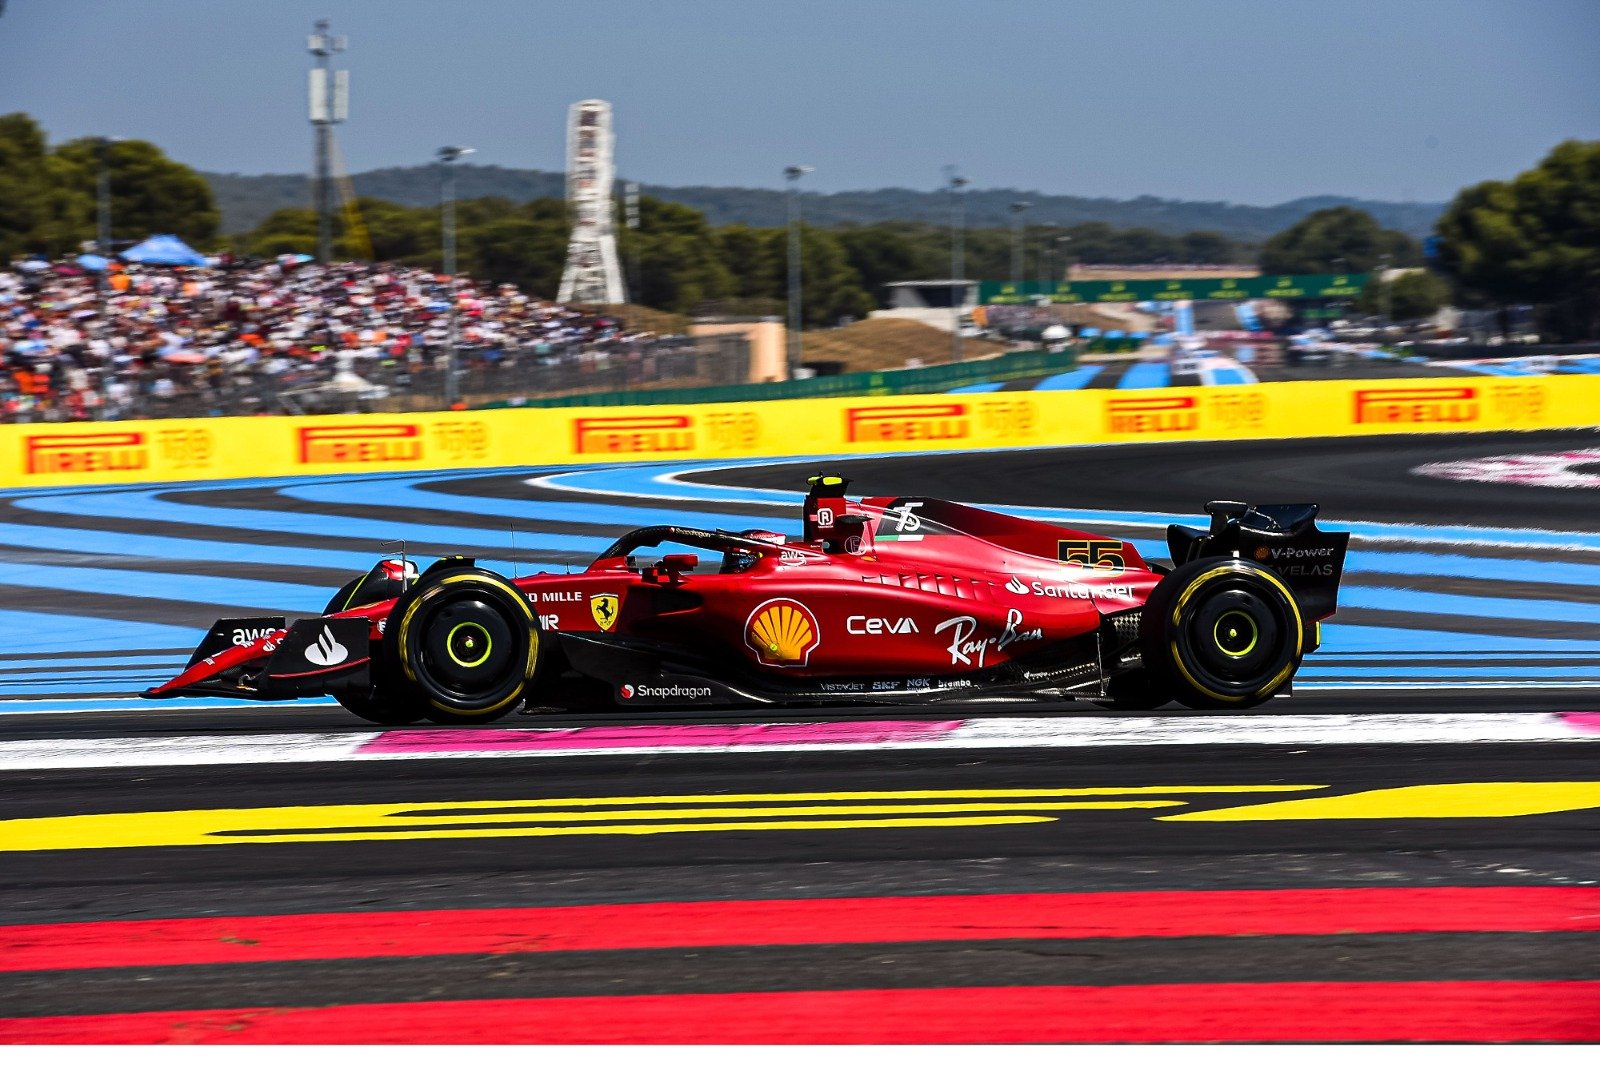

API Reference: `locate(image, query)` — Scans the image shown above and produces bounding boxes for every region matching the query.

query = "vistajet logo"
[1104,396,1199,434]
[573,415,694,454]
[1353,387,1479,425]
[298,424,422,464]
[845,404,969,443]
[26,432,147,474]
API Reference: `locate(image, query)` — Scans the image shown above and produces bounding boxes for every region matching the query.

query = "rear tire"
[386,567,541,726]
[1140,558,1303,710]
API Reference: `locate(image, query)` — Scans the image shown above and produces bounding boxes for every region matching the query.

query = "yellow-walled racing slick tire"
[385,566,542,726]
[1140,558,1304,711]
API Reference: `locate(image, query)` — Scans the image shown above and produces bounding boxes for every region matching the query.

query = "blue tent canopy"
[121,234,207,267]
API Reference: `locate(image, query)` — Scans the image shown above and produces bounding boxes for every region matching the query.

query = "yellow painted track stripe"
[383,800,1185,824]
[381,785,1323,810]
[1161,781,1600,821]
[0,801,1181,852]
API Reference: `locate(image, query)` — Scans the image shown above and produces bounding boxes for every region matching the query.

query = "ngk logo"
[1354,387,1479,425]
[1104,396,1199,434]
[573,415,694,454]
[298,424,422,464]
[845,404,969,442]
[25,432,148,474]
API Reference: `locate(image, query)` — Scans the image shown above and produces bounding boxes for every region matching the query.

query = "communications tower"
[557,100,627,305]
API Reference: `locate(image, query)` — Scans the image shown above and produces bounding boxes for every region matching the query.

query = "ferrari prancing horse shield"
[590,593,619,632]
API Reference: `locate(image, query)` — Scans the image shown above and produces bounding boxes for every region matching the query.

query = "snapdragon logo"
[620,683,714,700]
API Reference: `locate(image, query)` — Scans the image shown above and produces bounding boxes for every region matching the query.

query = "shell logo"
[745,598,821,668]
[1254,546,1271,560]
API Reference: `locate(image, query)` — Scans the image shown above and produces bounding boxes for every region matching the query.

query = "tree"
[0,112,64,259]
[52,137,220,249]
[1434,140,1600,339]
[1356,269,1450,321]
[1259,205,1419,274]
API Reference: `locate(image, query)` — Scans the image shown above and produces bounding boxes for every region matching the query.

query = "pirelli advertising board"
[1,377,1597,487]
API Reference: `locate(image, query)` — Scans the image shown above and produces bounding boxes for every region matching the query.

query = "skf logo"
[1353,387,1479,425]
[590,593,619,632]
[25,432,147,475]
[1104,396,1199,434]
[573,415,694,454]
[846,404,969,443]
[299,424,422,464]
[745,598,820,668]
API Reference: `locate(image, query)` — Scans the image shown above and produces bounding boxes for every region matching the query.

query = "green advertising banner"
[978,273,1368,304]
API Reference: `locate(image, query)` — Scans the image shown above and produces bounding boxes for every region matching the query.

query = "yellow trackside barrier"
[2,376,1597,489]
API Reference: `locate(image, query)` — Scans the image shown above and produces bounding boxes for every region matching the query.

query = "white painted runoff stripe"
[0,713,1596,772]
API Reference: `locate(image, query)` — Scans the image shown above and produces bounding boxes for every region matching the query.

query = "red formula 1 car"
[145,476,1349,724]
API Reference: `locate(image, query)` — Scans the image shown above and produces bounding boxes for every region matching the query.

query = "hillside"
[203,164,1444,241]
[798,318,1010,373]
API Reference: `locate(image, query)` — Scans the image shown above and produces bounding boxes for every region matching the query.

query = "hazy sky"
[1,0,1595,204]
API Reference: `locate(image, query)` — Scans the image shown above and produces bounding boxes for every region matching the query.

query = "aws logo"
[745,598,820,667]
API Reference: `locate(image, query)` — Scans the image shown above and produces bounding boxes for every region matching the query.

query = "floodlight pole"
[946,168,968,363]
[438,145,475,408]
[1009,200,1031,291]
[785,164,813,380]
[308,20,348,264]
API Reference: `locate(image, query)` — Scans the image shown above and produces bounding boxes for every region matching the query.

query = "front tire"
[1140,558,1304,710]
[386,567,541,725]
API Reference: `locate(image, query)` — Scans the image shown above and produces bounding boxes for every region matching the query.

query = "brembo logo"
[298,424,422,464]
[1354,387,1479,425]
[25,432,147,474]
[573,415,694,454]
[845,404,969,443]
[1104,396,1199,434]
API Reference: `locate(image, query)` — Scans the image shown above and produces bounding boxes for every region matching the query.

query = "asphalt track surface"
[3,431,1600,1042]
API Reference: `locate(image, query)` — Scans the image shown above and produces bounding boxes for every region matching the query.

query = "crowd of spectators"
[1,256,659,422]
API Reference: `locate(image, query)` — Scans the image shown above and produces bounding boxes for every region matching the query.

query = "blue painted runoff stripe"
[0,696,337,715]
[949,382,1005,393]
[13,489,614,557]
[1317,623,1600,655]
[0,654,188,670]
[284,477,796,536]
[0,609,198,655]
[0,559,333,614]
[538,459,1600,553]
[1117,362,1171,389]
[1035,366,1103,391]
[1298,664,1600,679]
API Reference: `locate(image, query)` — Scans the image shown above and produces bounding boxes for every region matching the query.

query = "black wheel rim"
[406,589,526,710]
[1176,578,1294,698]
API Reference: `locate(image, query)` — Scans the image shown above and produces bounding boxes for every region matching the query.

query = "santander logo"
[304,627,349,667]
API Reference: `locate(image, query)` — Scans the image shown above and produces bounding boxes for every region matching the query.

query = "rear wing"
[1168,501,1349,621]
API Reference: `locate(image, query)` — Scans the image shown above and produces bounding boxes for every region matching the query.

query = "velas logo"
[845,404,969,443]
[1104,396,1199,434]
[745,598,820,667]
[298,424,422,464]
[1353,387,1479,425]
[25,432,147,475]
[573,415,694,454]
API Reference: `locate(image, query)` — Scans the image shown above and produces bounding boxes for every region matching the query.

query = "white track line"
[1,713,1596,772]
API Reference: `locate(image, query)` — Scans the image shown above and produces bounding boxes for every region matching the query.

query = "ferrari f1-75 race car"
[145,476,1349,724]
